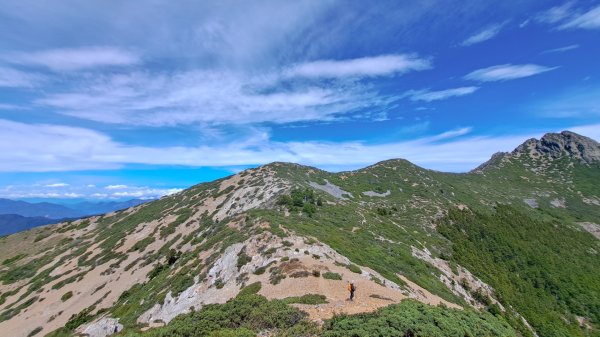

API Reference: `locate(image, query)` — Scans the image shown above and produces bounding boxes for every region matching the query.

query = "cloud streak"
[286,54,431,78]
[464,64,557,82]
[533,2,576,24]
[560,5,600,30]
[461,23,504,46]
[542,44,579,54]
[0,67,45,88]
[4,46,140,71]
[406,87,478,102]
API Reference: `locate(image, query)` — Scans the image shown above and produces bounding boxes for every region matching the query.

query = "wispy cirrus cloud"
[36,70,365,126]
[533,2,576,24]
[35,54,426,126]
[4,46,140,71]
[560,5,600,30]
[461,23,505,46]
[0,66,45,88]
[542,44,579,54]
[0,103,27,110]
[286,54,431,78]
[530,2,600,30]
[464,64,557,82]
[405,86,478,102]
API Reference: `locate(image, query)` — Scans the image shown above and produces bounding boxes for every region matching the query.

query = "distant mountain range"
[0,198,149,236]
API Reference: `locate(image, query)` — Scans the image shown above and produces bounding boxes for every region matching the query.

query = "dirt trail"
[259,256,406,321]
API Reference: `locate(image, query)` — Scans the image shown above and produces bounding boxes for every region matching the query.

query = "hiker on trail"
[347,281,356,301]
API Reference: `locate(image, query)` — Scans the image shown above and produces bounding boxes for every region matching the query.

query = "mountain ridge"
[0,130,598,337]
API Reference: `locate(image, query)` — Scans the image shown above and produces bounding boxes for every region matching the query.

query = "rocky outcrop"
[80,317,123,337]
[309,180,353,199]
[474,131,599,173]
[362,190,391,197]
[515,131,600,164]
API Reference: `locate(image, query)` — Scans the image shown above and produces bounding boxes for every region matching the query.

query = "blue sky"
[0,0,599,202]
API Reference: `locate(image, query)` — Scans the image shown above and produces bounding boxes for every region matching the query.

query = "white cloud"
[406,86,478,102]
[45,183,69,187]
[0,119,120,171]
[111,188,182,199]
[35,67,398,126]
[0,66,45,88]
[286,54,431,78]
[0,103,26,110]
[542,44,579,53]
[106,184,128,190]
[426,127,473,142]
[461,24,504,46]
[570,124,600,141]
[0,183,179,200]
[2,118,597,173]
[530,3,600,30]
[5,46,140,71]
[464,64,557,82]
[560,5,600,30]
[534,2,576,24]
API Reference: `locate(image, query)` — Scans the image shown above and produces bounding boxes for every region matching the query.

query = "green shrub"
[322,272,342,280]
[33,232,51,242]
[238,282,262,297]
[253,266,266,275]
[438,205,600,337]
[27,326,43,337]
[130,236,155,252]
[269,267,286,285]
[118,293,308,337]
[322,299,516,337]
[347,264,361,274]
[237,249,251,271]
[283,294,327,305]
[61,291,73,302]
[2,253,27,265]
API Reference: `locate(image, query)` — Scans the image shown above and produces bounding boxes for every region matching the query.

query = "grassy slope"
[261,154,600,336]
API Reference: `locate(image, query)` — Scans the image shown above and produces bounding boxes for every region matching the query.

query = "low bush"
[322,272,342,280]
[61,291,73,302]
[347,264,361,274]
[119,293,309,337]
[283,294,327,305]
[322,300,516,337]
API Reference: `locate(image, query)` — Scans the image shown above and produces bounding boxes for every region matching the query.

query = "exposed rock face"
[81,317,123,337]
[309,180,354,199]
[515,131,600,164]
[138,232,407,325]
[362,190,391,197]
[474,131,599,173]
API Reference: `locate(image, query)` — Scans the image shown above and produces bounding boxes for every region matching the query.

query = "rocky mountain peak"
[514,131,600,163]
